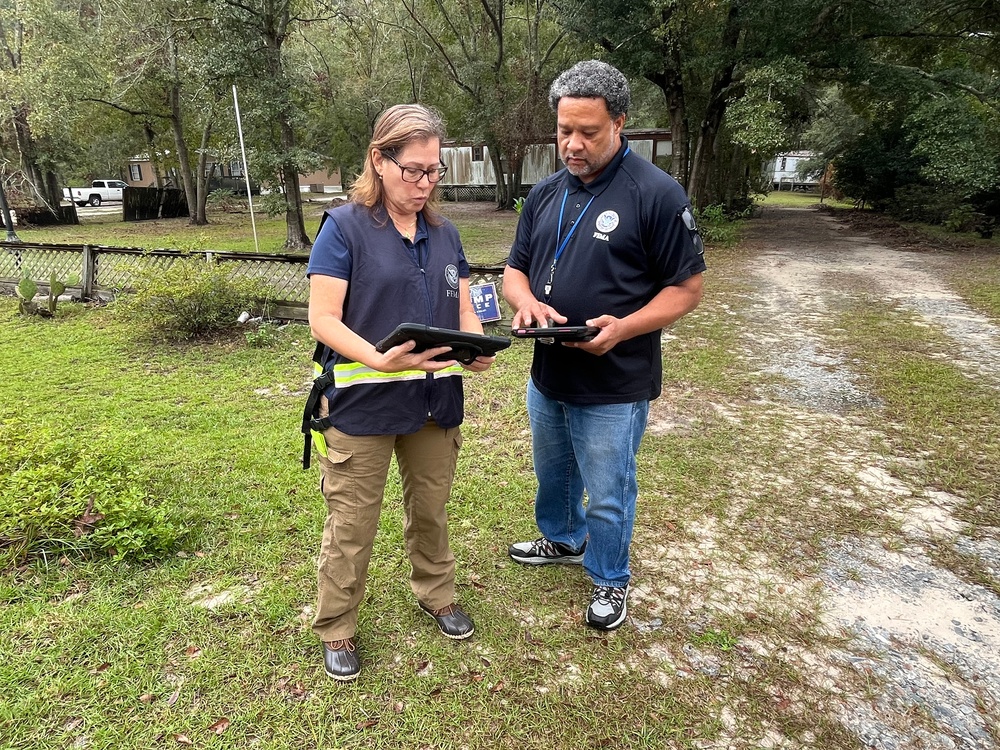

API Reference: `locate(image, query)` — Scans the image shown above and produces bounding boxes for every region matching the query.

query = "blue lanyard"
[545,189,595,299]
[542,146,630,299]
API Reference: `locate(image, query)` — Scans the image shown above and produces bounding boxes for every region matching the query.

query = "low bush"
[206,188,246,213]
[888,184,963,224]
[244,321,281,348]
[943,204,981,233]
[697,203,742,246]
[0,419,185,567]
[117,258,273,340]
[257,191,288,218]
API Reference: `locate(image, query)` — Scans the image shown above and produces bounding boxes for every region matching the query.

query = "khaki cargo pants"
[311,407,463,642]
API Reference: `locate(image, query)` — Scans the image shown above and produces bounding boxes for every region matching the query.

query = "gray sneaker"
[585,584,629,630]
[508,537,586,565]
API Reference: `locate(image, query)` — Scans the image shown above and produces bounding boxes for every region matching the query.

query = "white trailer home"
[438,129,673,201]
[766,150,820,191]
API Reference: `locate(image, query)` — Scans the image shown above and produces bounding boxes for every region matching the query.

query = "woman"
[305,104,493,682]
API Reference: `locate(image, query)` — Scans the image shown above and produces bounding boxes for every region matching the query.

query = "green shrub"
[943,204,980,233]
[244,321,280,348]
[0,420,185,567]
[118,258,273,340]
[257,191,287,218]
[206,188,245,213]
[888,185,963,224]
[696,204,741,246]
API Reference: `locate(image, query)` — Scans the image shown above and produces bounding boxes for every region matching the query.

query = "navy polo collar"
[563,135,630,194]
[411,212,427,242]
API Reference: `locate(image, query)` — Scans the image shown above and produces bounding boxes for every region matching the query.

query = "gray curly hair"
[548,60,631,119]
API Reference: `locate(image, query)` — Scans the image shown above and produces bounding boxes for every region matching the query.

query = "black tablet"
[511,325,600,342]
[375,323,510,364]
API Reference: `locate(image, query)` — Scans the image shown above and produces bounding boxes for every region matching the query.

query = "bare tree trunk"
[687,69,737,206]
[168,98,200,226]
[645,23,688,183]
[686,3,740,207]
[508,157,523,206]
[279,117,310,250]
[194,119,213,225]
[164,34,201,223]
[142,123,163,189]
[11,107,62,213]
[688,121,718,208]
[487,141,511,210]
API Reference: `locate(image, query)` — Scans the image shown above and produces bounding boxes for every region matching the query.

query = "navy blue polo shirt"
[507,136,706,404]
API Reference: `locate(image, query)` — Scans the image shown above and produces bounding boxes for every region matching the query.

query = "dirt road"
[748,207,999,749]
[639,206,999,749]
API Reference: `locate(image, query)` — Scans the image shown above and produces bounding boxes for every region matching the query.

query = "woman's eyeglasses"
[382,152,448,183]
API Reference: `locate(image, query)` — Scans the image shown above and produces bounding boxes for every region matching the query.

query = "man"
[504,60,705,631]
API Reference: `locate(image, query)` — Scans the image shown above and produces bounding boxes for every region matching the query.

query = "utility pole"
[0,174,20,242]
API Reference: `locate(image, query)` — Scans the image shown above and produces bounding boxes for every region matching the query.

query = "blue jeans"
[526,379,649,587]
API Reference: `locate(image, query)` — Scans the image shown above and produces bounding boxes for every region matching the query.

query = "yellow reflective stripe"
[331,361,464,388]
[333,362,424,388]
[312,361,324,376]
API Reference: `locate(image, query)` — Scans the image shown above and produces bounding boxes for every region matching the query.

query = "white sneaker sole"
[509,552,585,565]
[585,587,629,630]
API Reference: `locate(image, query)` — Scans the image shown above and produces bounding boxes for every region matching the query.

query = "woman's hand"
[374,339,457,372]
[462,354,495,373]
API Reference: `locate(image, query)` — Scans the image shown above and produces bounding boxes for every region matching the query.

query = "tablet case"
[511,325,600,342]
[375,323,511,364]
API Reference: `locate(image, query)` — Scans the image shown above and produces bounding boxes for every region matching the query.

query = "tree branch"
[401,0,478,101]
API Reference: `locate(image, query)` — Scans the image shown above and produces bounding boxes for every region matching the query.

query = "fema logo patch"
[595,210,620,233]
[445,264,459,289]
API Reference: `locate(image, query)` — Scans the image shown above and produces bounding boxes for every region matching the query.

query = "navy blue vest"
[316,203,465,435]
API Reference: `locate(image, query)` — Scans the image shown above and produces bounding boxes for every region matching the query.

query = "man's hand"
[511,302,567,329]
[562,314,623,356]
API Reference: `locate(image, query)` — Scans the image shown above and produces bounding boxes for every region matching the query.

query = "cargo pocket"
[319,447,355,512]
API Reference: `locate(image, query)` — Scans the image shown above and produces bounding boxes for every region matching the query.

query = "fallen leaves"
[73,497,105,538]
[208,718,231,735]
[275,676,309,700]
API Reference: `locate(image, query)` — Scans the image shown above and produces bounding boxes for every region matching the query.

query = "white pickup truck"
[63,180,128,207]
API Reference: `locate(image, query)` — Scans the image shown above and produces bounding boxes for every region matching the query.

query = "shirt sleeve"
[306,215,352,280]
[643,188,707,288]
[458,243,471,278]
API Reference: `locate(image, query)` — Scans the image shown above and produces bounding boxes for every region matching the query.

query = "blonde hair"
[350,103,447,227]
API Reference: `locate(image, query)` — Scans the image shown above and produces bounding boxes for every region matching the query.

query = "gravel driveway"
[639,205,999,749]
[752,207,998,749]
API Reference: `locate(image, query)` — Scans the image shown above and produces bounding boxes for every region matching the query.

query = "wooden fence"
[124,187,189,221]
[0,241,509,322]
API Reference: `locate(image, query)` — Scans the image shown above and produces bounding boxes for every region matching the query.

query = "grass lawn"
[0,299,761,750]
[757,191,853,210]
